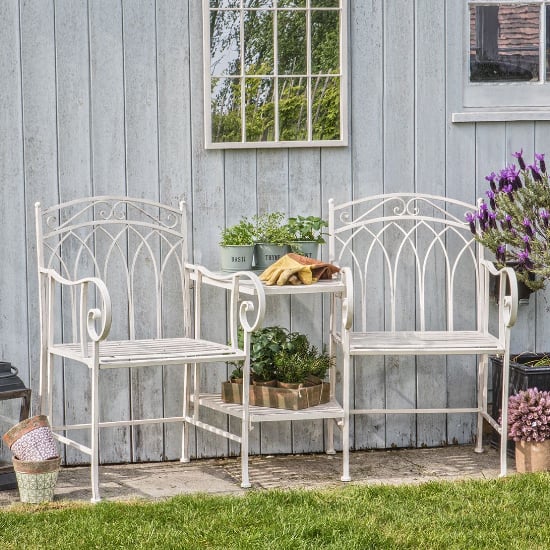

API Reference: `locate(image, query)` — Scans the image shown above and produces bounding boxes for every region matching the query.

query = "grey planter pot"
[254,243,289,270]
[220,245,255,272]
[289,241,320,260]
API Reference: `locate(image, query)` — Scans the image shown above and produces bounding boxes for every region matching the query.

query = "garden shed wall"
[0,0,549,465]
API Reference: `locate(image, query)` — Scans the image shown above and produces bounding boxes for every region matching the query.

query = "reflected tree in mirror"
[206,0,346,147]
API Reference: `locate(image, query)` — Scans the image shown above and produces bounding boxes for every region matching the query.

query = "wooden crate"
[221,380,330,410]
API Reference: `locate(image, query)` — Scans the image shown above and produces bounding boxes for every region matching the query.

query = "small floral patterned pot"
[12,456,61,503]
[3,415,58,462]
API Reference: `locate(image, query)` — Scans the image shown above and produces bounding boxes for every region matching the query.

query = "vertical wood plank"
[288,148,324,454]
[534,122,550,353]
[189,0,228,459]
[0,0,27,460]
[445,0,478,446]
[383,0,416,448]
[414,0,447,447]
[224,150,261,457]
[89,0,131,465]
[54,0,93,464]
[122,0,163,462]
[156,0,193,461]
[257,149,293,455]
[348,0,385,450]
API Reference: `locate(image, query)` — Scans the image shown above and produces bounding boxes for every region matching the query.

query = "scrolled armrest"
[480,260,518,328]
[40,268,112,342]
[185,264,266,333]
[339,266,354,331]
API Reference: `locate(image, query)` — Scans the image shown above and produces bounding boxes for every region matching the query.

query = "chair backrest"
[35,196,187,342]
[328,193,484,332]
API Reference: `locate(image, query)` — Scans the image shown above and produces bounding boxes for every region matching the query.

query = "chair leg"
[499,353,510,477]
[181,364,191,463]
[326,419,336,455]
[240,415,250,488]
[475,356,486,454]
[90,362,101,503]
[341,353,351,482]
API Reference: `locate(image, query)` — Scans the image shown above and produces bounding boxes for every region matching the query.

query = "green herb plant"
[219,217,255,246]
[287,215,328,244]
[252,212,294,246]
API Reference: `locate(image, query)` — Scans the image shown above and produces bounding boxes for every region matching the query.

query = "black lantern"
[0,362,31,490]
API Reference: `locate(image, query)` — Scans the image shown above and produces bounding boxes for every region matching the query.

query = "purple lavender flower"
[541,209,549,227]
[465,212,476,234]
[517,250,534,269]
[513,149,526,170]
[528,163,543,182]
[536,152,546,173]
[485,172,498,192]
[503,184,515,201]
[496,244,506,263]
[523,235,531,253]
[486,189,496,210]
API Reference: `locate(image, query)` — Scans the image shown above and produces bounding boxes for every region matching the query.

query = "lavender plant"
[466,150,550,291]
[507,387,550,442]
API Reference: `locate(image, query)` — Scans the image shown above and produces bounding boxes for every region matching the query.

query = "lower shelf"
[193,393,344,423]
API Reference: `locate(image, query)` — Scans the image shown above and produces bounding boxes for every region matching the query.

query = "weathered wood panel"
[89,0,131,465]
[0,0,27,462]
[1,0,549,466]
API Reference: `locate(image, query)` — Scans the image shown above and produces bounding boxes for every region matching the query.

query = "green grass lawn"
[1,473,549,549]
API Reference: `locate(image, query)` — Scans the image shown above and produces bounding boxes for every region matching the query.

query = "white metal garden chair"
[35,196,265,501]
[328,193,518,478]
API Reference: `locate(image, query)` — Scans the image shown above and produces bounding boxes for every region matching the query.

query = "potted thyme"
[467,149,550,295]
[252,212,294,270]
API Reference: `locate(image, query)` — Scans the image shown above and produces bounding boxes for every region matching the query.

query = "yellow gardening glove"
[259,254,313,286]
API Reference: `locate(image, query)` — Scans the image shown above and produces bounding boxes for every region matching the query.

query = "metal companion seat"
[328,193,518,479]
[35,196,265,501]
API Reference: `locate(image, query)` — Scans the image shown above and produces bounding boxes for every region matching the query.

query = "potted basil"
[219,217,255,271]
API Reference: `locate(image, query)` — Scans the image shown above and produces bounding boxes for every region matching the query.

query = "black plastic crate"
[491,353,550,454]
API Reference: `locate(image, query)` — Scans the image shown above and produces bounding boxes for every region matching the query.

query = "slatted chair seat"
[349,331,503,355]
[51,338,247,366]
[328,193,518,481]
[35,196,265,502]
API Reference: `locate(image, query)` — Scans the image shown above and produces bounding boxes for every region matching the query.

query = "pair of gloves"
[259,253,339,286]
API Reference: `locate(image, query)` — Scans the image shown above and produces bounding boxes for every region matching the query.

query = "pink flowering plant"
[507,387,550,442]
[466,149,550,291]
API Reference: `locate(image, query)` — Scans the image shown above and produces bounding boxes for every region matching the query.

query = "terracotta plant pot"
[514,439,550,473]
[3,415,58,462]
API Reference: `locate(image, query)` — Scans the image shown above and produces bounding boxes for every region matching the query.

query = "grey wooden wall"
[1,0,549,465]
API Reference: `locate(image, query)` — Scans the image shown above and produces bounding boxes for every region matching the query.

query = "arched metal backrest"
[328,193,483,332]
[35,196,187,341]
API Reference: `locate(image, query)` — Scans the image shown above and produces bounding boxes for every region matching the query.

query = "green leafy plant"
[274,340,333,384]
[229,325,332,384]
[219,217,255,246]
[230,326,289,382]
[253,212,294,246]
[287,215,328,244]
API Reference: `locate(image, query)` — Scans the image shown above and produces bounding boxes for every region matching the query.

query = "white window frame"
[202,0,348,149]
[454,0,550,122]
